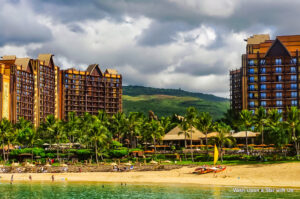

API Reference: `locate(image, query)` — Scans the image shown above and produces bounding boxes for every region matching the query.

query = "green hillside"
[122,86,229,120]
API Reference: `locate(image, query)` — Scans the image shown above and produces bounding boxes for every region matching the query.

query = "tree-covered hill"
[122,86,229,120]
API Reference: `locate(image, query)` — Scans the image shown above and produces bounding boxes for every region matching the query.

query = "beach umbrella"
[124,162,132,166]
[45,164,52,167]
[150,160,158,165]
[110,163,117,166]
[61,164,68,167]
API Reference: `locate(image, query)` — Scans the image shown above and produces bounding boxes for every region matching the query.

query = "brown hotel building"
[230,34,300,114]
[0,54,122,126]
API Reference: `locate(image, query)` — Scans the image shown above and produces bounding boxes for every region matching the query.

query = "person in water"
[10,175,13,184]
[51,175,54,182]
[29,175,32,181]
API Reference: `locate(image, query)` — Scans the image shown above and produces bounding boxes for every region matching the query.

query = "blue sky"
[1,0,300,97]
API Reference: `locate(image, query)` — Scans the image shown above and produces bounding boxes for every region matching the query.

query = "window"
[261,84,266,90]
[291,75,297,81]
[260,76,266,82]
[275,67,282,73]
[275,58,282,65]
[250,110,255,114]
[260,59,266,65]
[249,93,254,99]
[291,92,297,98]
[276,101,283,106]
[249,60,255,66]
[249,76,255,82]
[249,101,255,107]
[261,93,266,99]
[291,67,296,73]
[261,101,266,107]
[249,68,255,74]
[278,109,283,113]
[249,85,255,91]
[291,84,297,89]
[275,84,282,90]
[276,75,282,81]
[291,58,297,64]
[260,68,266,73]
[276,92,282,98]
[292,100,298,106]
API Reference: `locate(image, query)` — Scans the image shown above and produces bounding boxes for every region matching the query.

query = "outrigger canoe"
[193,166,226,175]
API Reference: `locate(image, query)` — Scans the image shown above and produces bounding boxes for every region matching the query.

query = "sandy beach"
[1,162,300,188]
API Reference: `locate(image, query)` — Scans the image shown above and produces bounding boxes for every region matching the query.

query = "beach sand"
[1,162,300,188]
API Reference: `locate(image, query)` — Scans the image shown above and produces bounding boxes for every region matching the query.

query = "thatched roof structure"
[162,125,205,141]
[231,131,258,138]
[206,132,220,138]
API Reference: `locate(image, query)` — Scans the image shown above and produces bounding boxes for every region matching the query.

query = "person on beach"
[51,175,54,182]
[29,175,32,181]
[10,175,13,184]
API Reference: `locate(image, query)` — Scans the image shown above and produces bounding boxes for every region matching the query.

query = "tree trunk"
[57,145,60,163]
[153,137,157,155]
[221,145,223,163]
[7,141,10,163]
[293,129,299,160]
[190,131,194,162]
[261,129,264,145]
[246,131,249,155]
[205,132,208,155]
[184,133,187,160]
[95,140,98,164]
[2,142,6,163]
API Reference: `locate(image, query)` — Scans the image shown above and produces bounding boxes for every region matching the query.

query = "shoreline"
[0,162,299,188]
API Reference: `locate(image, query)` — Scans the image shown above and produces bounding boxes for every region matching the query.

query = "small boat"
[193,145,226,175]
[193,165,226,174]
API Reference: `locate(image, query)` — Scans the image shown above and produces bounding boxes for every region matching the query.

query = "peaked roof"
[2,55,16,60]
[162,125,205,141]
[265,38,291,57]
[231,131,258,138]
[105,69,118,75]
[38,54,53,66]
[86,64,103,75]
[15,58,31,71]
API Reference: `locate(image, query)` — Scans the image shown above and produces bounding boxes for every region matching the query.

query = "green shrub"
[129,148,143,153]
[109,149,128,158]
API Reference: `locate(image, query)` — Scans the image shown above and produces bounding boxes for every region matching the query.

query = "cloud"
[2,0,300,98]
[0,0,52,46]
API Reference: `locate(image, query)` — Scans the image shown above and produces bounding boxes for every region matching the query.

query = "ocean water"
[0,182,299,199]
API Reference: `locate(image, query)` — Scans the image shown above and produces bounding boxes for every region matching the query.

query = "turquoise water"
[0,182,299,198]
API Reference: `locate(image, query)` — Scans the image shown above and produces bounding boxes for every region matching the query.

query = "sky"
[1,0,300,98]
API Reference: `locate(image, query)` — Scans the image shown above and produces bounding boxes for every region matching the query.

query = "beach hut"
[231,131,259,144]
[162,125,205,147]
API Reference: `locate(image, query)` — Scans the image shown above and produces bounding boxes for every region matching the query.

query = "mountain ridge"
[122,85,229,120]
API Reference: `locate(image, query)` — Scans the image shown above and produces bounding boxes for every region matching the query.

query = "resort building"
[60,65,122,120]
[0,54,122,125]
[230,34,300,114]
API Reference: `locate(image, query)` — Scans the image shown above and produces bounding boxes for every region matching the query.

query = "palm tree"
[126,112,143,148]
[89,116,111,163]
[254,107,268,144]
[65,112,80,143]
[79,112,93,148]
[239,110,254,155]
[178,119,190,160]
[195,112,214,155]
[0,118,13,162]
[211,122,234,162]
[111,112,126,142]
[144,120,164,154]
[185,107,197,162]
[285,107,300,160]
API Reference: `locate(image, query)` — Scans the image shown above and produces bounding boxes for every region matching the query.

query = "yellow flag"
[214,144,219,165]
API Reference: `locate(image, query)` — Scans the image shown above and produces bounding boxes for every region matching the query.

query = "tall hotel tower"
[0,54,122,126]
[230,34,300,114]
